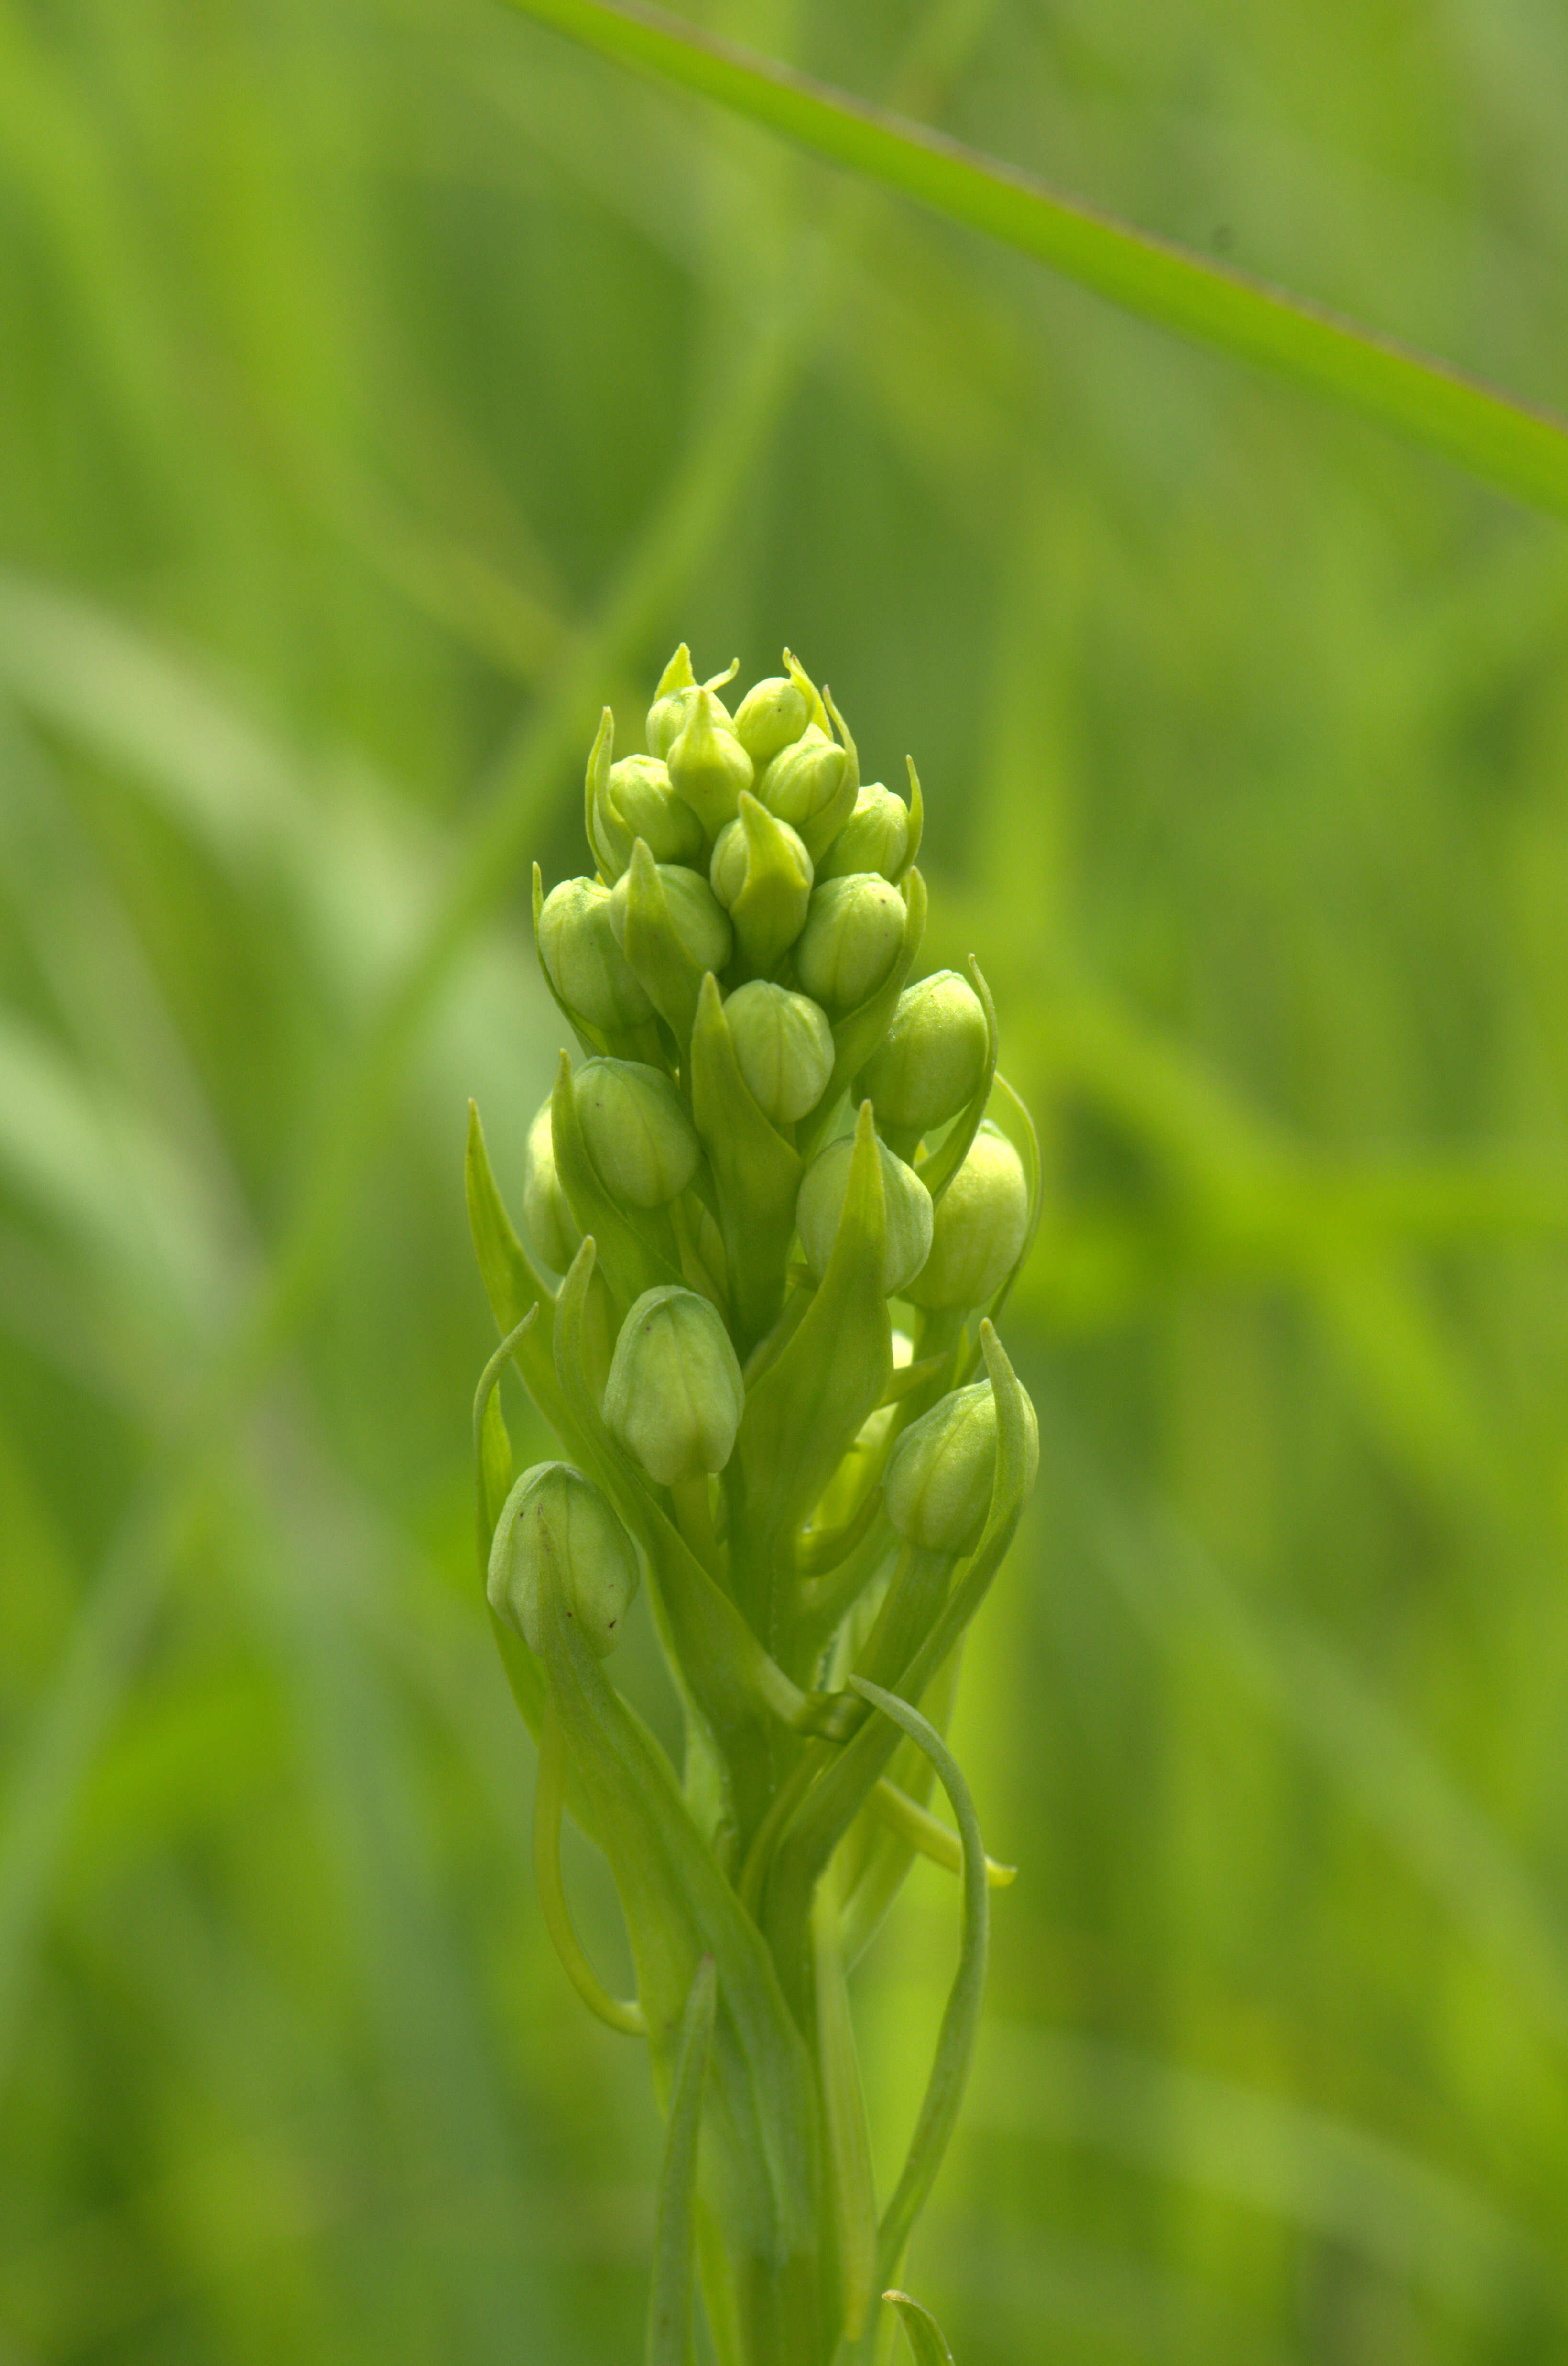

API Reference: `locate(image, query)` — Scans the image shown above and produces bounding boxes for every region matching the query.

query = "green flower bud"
[759,725,854,862]
[883,1379,1038,1555]
[521,1097,582,1274]
[710,793,813,974]
[537,876,655,1030]
[794,873,906,1011]
[722,979,833,1125]
[603,1286,745,1485]
[903,1121,1029,1310]
[487,1461,639,1657]
[667,688,754,837]
[859,970,989,1135]
[733,672,810,767]
[816,783,911,883]
[796,1127,933,1295]
[608,857,732,981]
[574,1057,700,1208]
[596,754,704,877]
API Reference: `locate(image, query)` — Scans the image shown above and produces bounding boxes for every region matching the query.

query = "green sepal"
[689,972,803,1348]
[618,837,711,1053]
[529,1517,828,2366]
[798,870,928,1163]
[549,1051,687,1311]
[584,704,617,880]
[964,1070,1042,1341]
[914,959,998,1207]
[733,1102,894,1634]
[465,1100,581,1451]
[805,686,860,861]
[646,1956,717,2366]
[893,758,925,885]
[884,2290,956,2366]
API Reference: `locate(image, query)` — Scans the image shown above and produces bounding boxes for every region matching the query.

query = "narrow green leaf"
[884,2289,957,2366]
[465,1100,581,1458]
[646,1955,718,2366]
[496,0,1568,520]
[848,1679,988,2292]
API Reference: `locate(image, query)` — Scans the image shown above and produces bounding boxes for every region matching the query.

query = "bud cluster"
[468,645,1040,2366]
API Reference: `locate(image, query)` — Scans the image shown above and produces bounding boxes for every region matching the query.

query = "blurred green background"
[4,0,1568,2359]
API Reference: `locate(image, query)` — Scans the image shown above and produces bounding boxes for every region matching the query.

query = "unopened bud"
[759,725,854,861]
[733,672,810,768]
[608,857,732,980]
[723,979,833,1125]
[816,783,911,883]
[537,876,655,1030]
[903,1122,1029,1309]
[668,688,754,837]
[487,1461,639,1657]
[796,1128,933,1295]
[522,1098,582,1274]
[603,1286,745,1485]
[859,970,988,1135]
[710,794,813,974]
[794,873,906,1010]
[597,754,703,877]
[883,1379,1038,1554]
[575,1057,700,1207]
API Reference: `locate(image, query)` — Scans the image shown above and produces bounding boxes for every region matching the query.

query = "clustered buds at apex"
[488,1461,639,1657]
[883,1378,1039,1554]
[723,980,833,1125]
[814,782,911,882]
[490,643,1043,2361]
[796,1124,934,1296]
[604,1286,746,1485]
[795,872,907,1010]
[904,1120,1030,1309]
[537,876,655,1029]
[575,1057,700,1206]
[860,969,989,1135]
[522,1098,582,1274]
[597,753,704,877]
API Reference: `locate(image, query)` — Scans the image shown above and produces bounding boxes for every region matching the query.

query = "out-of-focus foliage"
[2,0,1568,2361]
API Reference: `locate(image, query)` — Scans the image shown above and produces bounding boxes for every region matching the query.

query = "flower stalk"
[468,646,1039,2365]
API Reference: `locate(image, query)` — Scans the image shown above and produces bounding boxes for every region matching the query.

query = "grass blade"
[496,0,1568,520]
[885,2290,957,2366]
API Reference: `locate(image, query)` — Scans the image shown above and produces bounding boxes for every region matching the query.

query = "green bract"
[473,644,1041,2366]
[488,1460,640,1658]
[604,1285,746,1485]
